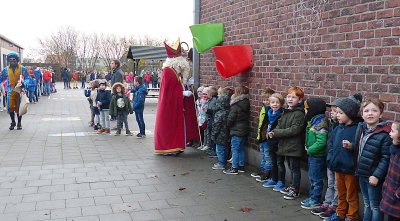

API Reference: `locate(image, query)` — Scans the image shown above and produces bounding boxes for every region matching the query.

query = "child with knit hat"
[326,93,363,221]
[301,98,329,209]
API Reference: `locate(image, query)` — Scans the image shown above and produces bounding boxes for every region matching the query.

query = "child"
[89,81,101,130]
[223,85,250,175]
[251,88,275,181]
[205,86,218,157]
[354,99,391,221]
[301,98,328,209]
[311,103,339,219]
[110,83,133,136]
[96,81,111,134]
[380,121,400,221]
[326,94,363,221]
[132,76,148,138]
[195,86,206,149]
[261,93,284,187]
[268,86,305,199]
[211,87,234,170]
[26,76,37,103]
[199,87,210,150]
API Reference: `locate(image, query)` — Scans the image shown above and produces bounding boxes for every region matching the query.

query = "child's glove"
[183,91,192,97]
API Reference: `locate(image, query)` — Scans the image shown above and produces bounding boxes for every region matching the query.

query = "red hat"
[164,38,182,58]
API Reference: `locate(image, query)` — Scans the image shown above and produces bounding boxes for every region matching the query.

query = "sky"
[0,0,194,58]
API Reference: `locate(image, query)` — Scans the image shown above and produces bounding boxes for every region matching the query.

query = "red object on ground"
[212,45,253,78]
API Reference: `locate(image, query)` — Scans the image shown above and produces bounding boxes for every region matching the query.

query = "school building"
[0,34,24,71]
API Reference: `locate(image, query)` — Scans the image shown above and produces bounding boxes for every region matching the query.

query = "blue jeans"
[117,112,129,130]
[259,141,271,171]
[359,176,384,221]
[231,135,246,169]
[28,91,35,103]
[135,109,145,135]
[308,156,326,202]
[324,167,338,208]
[216,144,228,166]
[45,81,51,95]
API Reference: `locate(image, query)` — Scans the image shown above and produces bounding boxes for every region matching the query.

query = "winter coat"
[34,69,42,83]
[354,121,391,181]
[43,70,52,81]
[305,114,328,157]
[27,78,36,93]
[327,122,359,174]
[227,94,250,137]
[273,105,305,157]
[111,68,123,85]
[257,104,269,142]
[211,94,230,145]
[109,82,132,116]
[61,70,69,80]
[72,72,79,81]
[380,145,400,218]
[206,96,218,125]
[95,88,111,110]
[132,84,148,112]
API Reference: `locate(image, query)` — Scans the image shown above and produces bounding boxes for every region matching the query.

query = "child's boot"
[125,129,132,136]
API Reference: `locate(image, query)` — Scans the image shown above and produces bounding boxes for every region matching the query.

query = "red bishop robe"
[154,67,200,154]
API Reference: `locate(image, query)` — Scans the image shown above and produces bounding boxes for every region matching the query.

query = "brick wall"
[199,0,400,149]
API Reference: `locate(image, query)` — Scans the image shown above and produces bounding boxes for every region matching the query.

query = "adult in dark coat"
[110,60,123,86]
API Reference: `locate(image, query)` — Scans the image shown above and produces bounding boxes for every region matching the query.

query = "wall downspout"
[193,0,200,88]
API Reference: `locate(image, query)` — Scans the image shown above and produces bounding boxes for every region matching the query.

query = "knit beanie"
[304,98,326,123]
[335,93,362,121]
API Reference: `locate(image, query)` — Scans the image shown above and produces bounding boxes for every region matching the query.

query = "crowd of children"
[84,76,148,138]
[195,85,400,221]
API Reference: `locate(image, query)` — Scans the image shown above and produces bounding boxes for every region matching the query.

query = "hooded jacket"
[305,98,328,157]
[132,84,148,111]
[327,121,359,174]
[227,94,250,137]
[354,121,391,180]
[95,87,111,110]
[273,104,305,157]
[211,94,231,145]
[257,104,270,143]
[109,82,132,116]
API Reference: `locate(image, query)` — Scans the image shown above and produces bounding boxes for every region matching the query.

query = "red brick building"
[197,0,400,159]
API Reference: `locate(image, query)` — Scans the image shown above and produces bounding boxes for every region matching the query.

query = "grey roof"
[0,34,24,49]
[127,46,167,60]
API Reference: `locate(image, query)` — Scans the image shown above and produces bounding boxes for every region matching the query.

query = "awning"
[127,46,167,60]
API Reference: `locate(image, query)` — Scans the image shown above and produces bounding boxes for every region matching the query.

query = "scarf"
[267,108,282,132]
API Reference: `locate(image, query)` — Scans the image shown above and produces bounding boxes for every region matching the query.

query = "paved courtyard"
[0,83,321,221]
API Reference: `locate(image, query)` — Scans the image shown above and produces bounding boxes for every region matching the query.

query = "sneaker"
[323,213,344,221]
[301,199,321,209]
[311,204,328,216]
[238,166,245,173]
[115,129,121,136]
[319,207,336,219]
[227,157,233,163]
[125,130,133,136]
[301,198,312,206]
[136,133,144,138]
[262,179,277,188]
[255,171,270,182]
[280,186,294,195]
[200,145,210,151]
[197,145,204,150]
[272,181,285,192]
[207,152,217,158]
[223,167,238,175]
[250,171,262,178]
[283,188,300,200]
[212,163,225,170]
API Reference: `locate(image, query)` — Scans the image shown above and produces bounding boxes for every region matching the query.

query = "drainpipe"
[193,0,200,88]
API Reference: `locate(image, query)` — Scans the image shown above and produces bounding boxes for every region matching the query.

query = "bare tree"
[98,34,132,70]
[76,33,100,71]
[38,26,78,69]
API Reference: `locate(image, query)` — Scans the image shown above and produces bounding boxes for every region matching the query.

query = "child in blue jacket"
[132,76,148,138]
